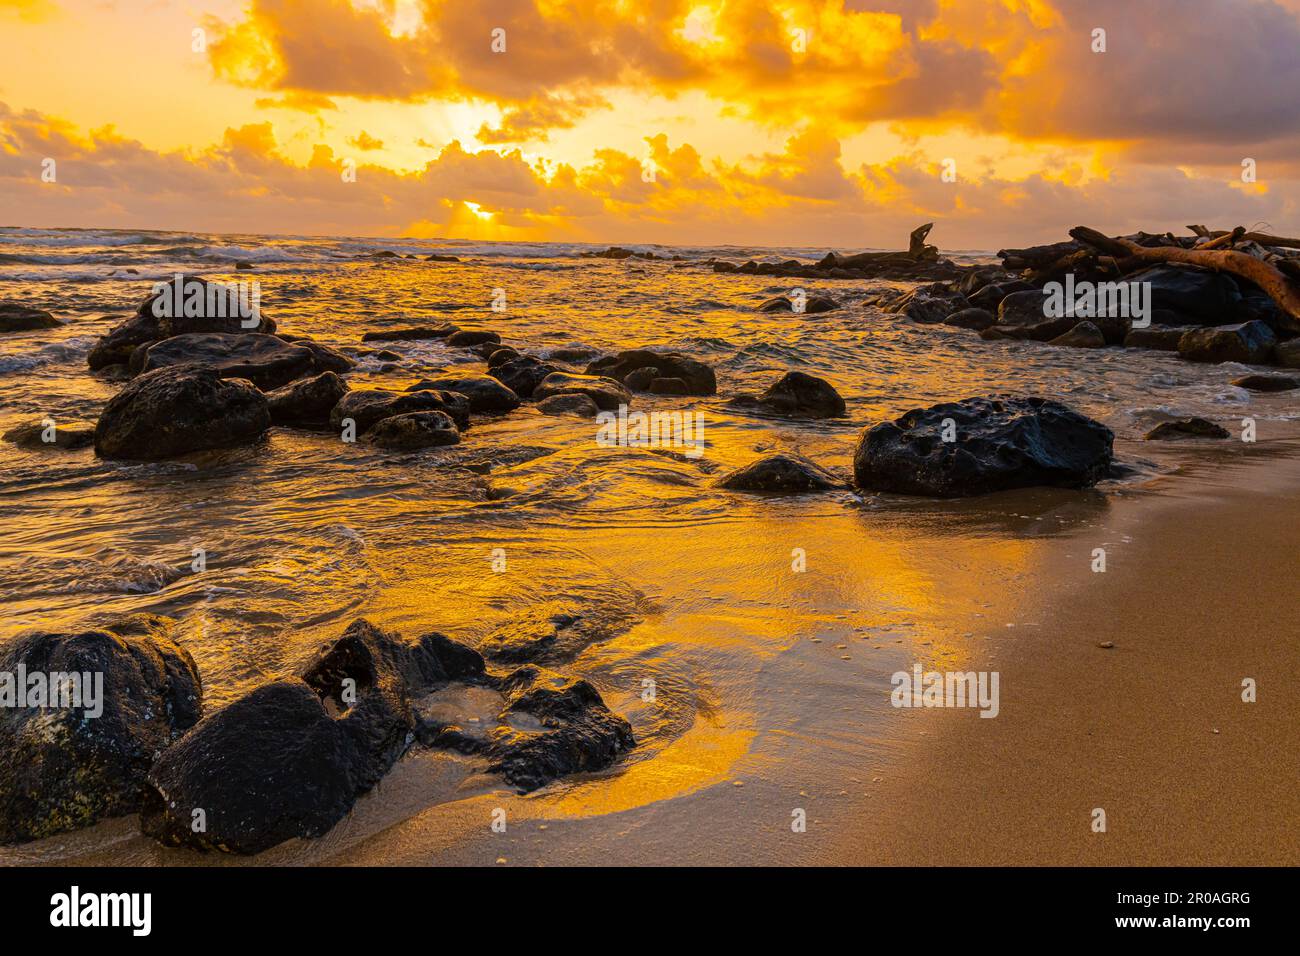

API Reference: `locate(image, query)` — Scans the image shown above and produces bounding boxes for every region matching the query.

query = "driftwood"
[1188,225,1300,250]
[1071,225,1300,329]
[830,223,939,270]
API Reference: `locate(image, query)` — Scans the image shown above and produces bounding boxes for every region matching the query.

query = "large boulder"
[586,349,716,396]
[330,388,470,434]
[489,355,561,399]
[89,277,274,369]
[717,453,845,493]
[533,371,631,411]
[1178,321,1275,364]
[365,410,461,449]
[0,616,201,844]
[266,371,349,426]
[0,303,62,333]
[994,290,1076,341]
[407,374,520,413]
[131,333,315,390]
[140,620,484,855]
[1127,264,1242,324]
[853,396,1114,497]
[95,364,271,460]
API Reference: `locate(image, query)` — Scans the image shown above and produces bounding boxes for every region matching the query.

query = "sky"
[1,0,1299,248]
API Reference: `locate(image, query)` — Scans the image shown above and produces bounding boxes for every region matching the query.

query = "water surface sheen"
[2,227,1297,863]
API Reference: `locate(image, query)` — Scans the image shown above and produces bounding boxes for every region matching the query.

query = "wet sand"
[833,442,1300,866]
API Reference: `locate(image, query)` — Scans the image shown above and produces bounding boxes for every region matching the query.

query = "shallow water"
[3,226,1299,863]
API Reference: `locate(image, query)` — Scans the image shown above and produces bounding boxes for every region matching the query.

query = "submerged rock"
[365,410,461,449]
[757,294,839,314]
[730,371,846,418]
[1144,418,1230,440]
[132,332,315,390]
[266,371,349,426]
[718,453,846,493]
[1231,373,1300,392]
[490,355,561,399]
[0,303,62,333]
[586,349,717,395]
[533,371,631,411]
[1178,321,1275,364]
[0,616,201,844]
[1049,320,1106,349]
[330,388,470,434]
[408,374,520,413]
[3,419,96,450]
[95,364,271,460]
[885,285,970,325]
[360,325,458,343]
[853,396,1114,497]
[537,393,599,417]
[446,329,501,348]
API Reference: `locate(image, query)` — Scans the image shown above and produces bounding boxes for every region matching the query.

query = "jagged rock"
[3,420,95,450]
[718,453,845,492]
[885,285,970,325]
[95,364,271,460]
[330,388,470,434]
[943,307,997,331]
[360,325,458,343]
[0,616,201,844]
[266,371,350,426]
[482,666,635,793]
[1231,373,1299,392]
[1124,325,1188,351]
[537,394,599,416]
[586,349,717,395]
[365,411,461,449]
[853,396,1114,497]
[730,371,845,418]
[490,355,561,399]
[1178,321,1276,364]
[1144,418,1230,440]
[0,303,61,333]
[533,371,631,411]
[140,620,483,855]
[131,333,314,390]
[1049,321,1107,349]
[407,374,520,413]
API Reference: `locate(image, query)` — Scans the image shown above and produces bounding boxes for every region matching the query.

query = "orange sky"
[1,0,1298,247]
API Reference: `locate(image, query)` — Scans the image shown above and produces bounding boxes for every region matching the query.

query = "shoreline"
[828,441,1300,866]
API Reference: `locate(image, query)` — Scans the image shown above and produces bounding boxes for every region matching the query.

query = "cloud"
[4,101,1295,247]
[348,130,385,150]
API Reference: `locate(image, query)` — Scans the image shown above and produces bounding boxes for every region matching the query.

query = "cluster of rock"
[1,615,633,853]
[865,231,1300,384]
